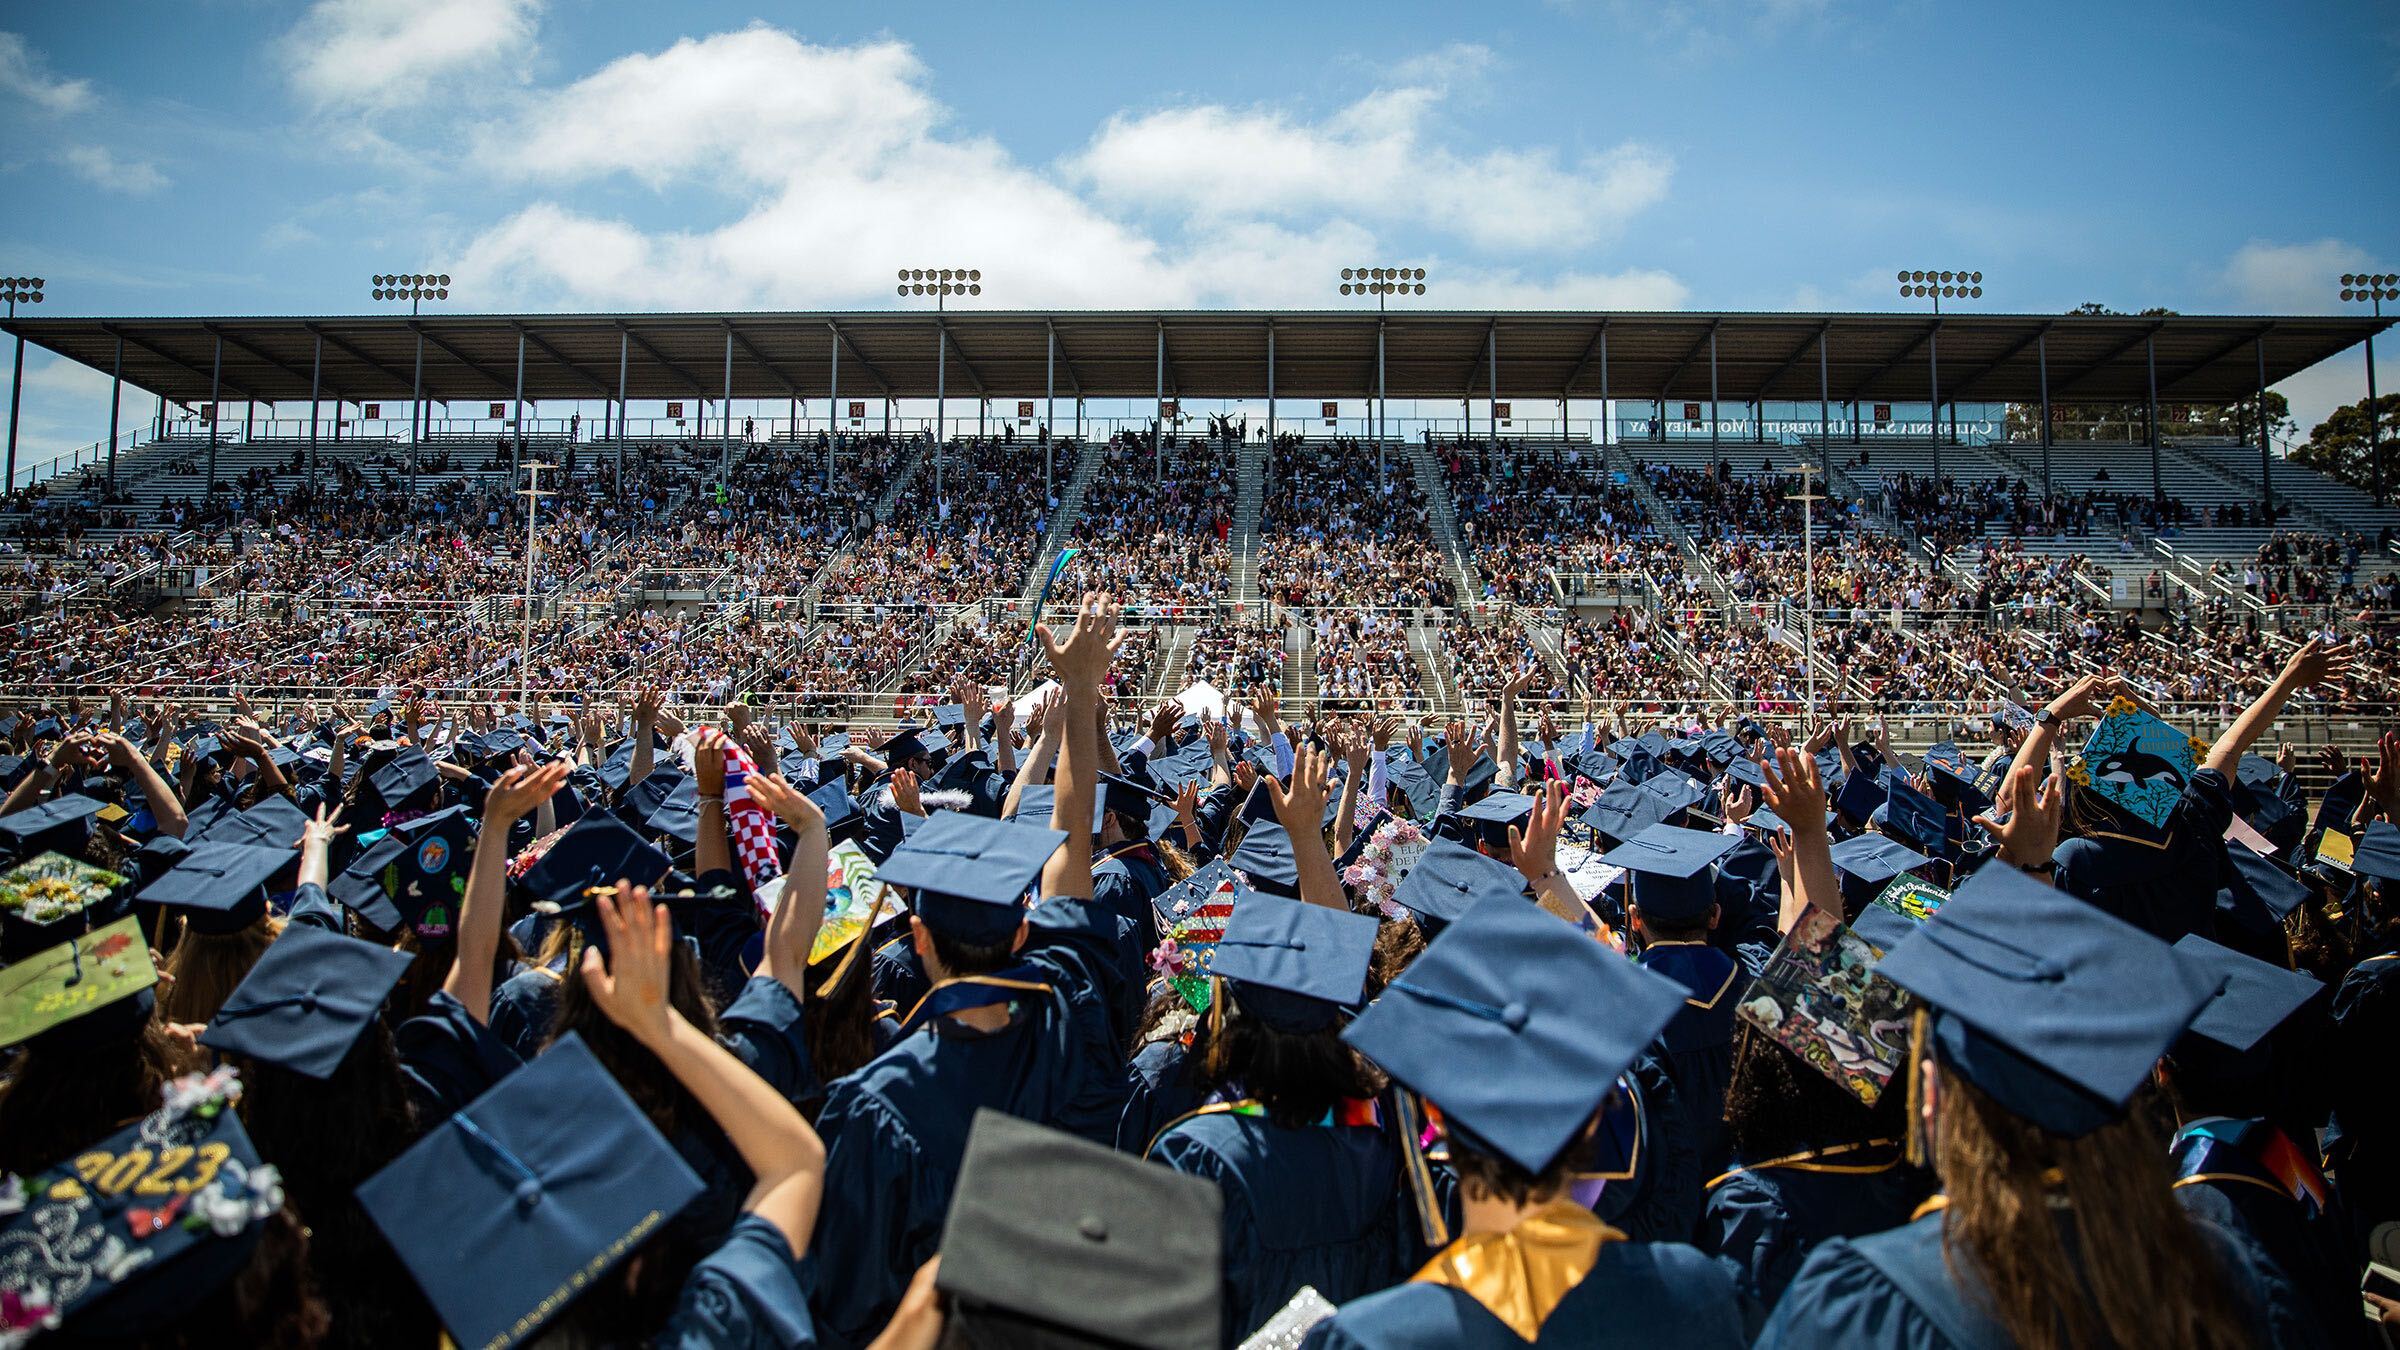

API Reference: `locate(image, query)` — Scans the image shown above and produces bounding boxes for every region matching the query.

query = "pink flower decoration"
[1147,940,1188,976]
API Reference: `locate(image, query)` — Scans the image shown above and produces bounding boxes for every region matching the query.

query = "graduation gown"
[657,1213,819,1350]
[1758,1207,2320,1349]
[1694,1141,1924,1311]
[1147,1105,1410,1348]
[2171,1118,2370,1350]
[1634,940,1741,1179]
[1300,1205,1749,1349]
[1117,1034,1206,1155]
[2329,950,2399,1254]
[2051,767,2235,943]
[802,896,1140,1349]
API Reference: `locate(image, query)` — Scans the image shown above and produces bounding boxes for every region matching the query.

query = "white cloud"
[2219,238,2379,314]
[281,0,541,112]
[0,32,91,113]
[457,27,1681,314]
[58,144,166,195]
[1064,70,1672,252]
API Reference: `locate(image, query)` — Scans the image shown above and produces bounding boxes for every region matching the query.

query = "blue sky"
[2,0,2395,466]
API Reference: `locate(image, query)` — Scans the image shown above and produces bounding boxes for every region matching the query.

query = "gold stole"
[1409,1201,1626,1341]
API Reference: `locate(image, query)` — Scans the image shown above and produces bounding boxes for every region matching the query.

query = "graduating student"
[1144,761,1404,1344]
[803,594,1144,1349]
[1760,841,2320,1349]
[1303,879,1753,1348]
[1607,821,1747,1179]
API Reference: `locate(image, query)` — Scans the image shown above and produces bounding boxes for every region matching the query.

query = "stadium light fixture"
[372,271,451,316]
[896,267,983,311]
[1896,268,1982,315]
[1339,265,1430,312]
[3,277,44,494]
[2339,272,2398,506]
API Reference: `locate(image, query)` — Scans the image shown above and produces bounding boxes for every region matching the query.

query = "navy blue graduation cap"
[1722,757,1767,790]
[0,1092,275,1337]
[1100,773,1165,834]
[1579,780,1678,847]
[932,703,970,730]
[2170,934,2323,1053]
[1228,817,1300,898]
[368,747,439,811]
[1211,896,1378,1032]
[1345,889,1686,1174]
[1394,838,1524,928]
[1457,790,1535,828]
[1568,749,1618,787]
[2232,781,2300,846]
[518,812,673,907]
[201,924,412,1078]
[1876,861,2216,1137]
[1880,776,1947,853]
[2351,819,2400,883]
[1385,754,1440,820]
[619,769,690,828]
[1641,773,1707,817]
[1742,804,1792,837]
[25,716,63,742]
[1605,737,1640,759]
[1813,746,1846,790]
[1834,769,1887,824]
[0,792,105,855]
[357,1035,707,1350]
[1147,742,1217,794]
[1699,729,1739,764]
[875,811,1063,945]
[2233,754,2282,791]
[1601,823,1737,924]
[327,832,412,931]
[2218,847,2310,938]
[1829,833,1930,884]
[136,842,287,935]
[1849,901,1917,954]
[642,775,702,844]
[809,777,863,841]
[197,793,309,851]
[1636,731,1668,758]
[1007,783,1107,836]
[1925,758,1992,817]
[875,725,947,765]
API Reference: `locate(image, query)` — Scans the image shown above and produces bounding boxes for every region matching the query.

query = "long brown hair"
[157,915,284,1025]
[1928,1057,2255,1350]
[544,939,721,1140]
[0,1019,185,1175]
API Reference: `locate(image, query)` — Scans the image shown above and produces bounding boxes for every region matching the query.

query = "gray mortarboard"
[937,1111,1222,1350]
[0,1095,274,1338]
[201,924,413,1078]
[1345,889,1686,1175]
[809,777,864,841]
[1228,817,1301,898]
[357,1035,707,1350]
[1211,896,1379,1032]
[2350,819,2400,883]
[368,747,440,812]
[1876,861,2216,1137]
[1579,780,1677,847]
[1849,902,1918,954]
[1601,823,1737,924]
[2171,934,2324,1054]
[137,841,288,936]
[1742,804,1792,837]
[875,811,1063,946]
[1393,838,1524,930]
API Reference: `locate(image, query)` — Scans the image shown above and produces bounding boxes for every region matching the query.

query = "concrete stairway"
[1018,439,1103,599]
[1229,439,1269,614]
[1404,437,1482,608]
[1600,441,1732,606]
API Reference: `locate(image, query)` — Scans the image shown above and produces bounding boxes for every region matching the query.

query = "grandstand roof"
[4,310,2388,409]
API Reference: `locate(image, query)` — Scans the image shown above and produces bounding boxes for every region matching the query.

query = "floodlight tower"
[1339,267,1430,477]
[1,275,42,495]
[899,268,983,503]
[1898,268,1984,481]
[2339,272,2398,504]
[373,272,451,497]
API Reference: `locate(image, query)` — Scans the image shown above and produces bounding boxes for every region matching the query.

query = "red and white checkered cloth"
[721,739,784,892]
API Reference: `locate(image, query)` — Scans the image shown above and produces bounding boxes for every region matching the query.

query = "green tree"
[2289,393,2400,493]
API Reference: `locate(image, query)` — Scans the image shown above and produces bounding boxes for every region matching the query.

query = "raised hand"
[889,767,925,817]
[1757,746,1828,840]
[693,727,729,797]
[633,687,664,728]
[1203,710,1229,760]
[1248,684,1283,738]
[1973,753,2066,870]
[2280,636,2354,691]
[485,760,570,826]
[1036,592,1121,690]
[1506,780,1571,885]
[580,883,675,1047]
[2364,731,2400,818]
[1147,698,1180,745]
[745,772,827,833]
[1442,720,1486,786]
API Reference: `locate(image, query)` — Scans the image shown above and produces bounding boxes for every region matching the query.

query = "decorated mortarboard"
[367,747,440,812]
[0,849,132,959]
[1735,909,1921,1105]
[2074,698,2205,832]
[1227,817,1301,898]
[1392,838,1523,928]
[938,1111,1222,1350]
[1211,896,1379,1032]
[874,811,1063,946]
[1601,823,1737,924]
[1345,890,1686,1175]
[1876,860,2216,1137]
[2170,934,2323,1053]
[0,915,153,1048]
[357,1034,707,1350]
[0,1075,280,1338]
[2350,819,2400,882]
[200,924,412,1078]
[1151,862,1245,1014]
[136,842,287,936]
[518,812,673,907]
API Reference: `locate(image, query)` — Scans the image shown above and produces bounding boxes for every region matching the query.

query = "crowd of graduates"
[0,591,2395,1349]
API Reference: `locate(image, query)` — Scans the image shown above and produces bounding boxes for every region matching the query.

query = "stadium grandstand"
[4,305,2393,781]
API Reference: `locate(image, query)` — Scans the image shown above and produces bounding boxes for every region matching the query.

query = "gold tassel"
[1904,1007,1930,1169]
